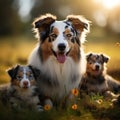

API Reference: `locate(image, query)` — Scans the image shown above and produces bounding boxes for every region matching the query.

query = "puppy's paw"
[36,105,44,112]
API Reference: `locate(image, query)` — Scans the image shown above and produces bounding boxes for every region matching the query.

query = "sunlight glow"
[93,0,120,9]
[93,11,107,27]
[102,0,120,9]
[18,0,35,22]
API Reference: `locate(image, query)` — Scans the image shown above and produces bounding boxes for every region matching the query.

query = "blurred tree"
[0,0,22,36]
[30,0,59,20]
[30,0,96,20]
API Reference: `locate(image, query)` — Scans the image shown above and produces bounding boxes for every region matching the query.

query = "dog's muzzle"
[95,65,100,71]
[52,43,71,63]
[58,43,66,51]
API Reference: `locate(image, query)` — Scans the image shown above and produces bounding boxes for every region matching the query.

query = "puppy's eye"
[66,34,72,37]
[16,76,22,80]
[50,34,57,38]
[89,62,92,64]
[29,74,33,78]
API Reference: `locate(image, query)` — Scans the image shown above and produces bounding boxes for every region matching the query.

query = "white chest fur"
[28,46,85,99]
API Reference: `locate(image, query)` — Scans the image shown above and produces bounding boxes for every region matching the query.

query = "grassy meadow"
[0,35,120,120]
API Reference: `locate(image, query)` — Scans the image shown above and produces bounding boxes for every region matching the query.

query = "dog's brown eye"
[66,34,72,37]
[50,34,57,38]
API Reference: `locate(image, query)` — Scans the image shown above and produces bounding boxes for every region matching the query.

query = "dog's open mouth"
[94,67,100,73]
[92,69,99,72]
[91,69,100,75]
[51,49,71,63]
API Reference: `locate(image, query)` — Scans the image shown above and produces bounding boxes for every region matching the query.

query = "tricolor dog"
[28,13,90,105]
[6,65,40,109]
[80,53,120,97]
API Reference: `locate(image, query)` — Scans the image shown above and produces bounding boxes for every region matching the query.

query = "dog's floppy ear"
[101,54,110,63]
[6,64,20,79]
[33,14,56,30]
[28,65,41,79]
[66,15,90,32]
[86,53,92,61]
[33,13,56,41]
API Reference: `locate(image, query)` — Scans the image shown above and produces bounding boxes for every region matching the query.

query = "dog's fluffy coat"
[28,13,90,103]
[0,65,40,108]
[80,53,120,96]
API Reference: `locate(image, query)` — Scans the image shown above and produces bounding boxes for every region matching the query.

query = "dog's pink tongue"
[57,53,66,63]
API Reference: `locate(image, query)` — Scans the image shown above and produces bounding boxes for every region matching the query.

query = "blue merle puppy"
[4,65,42,110]
[80,53,120,98]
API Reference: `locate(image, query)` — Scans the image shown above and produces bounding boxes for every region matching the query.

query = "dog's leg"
[107,75,120,93]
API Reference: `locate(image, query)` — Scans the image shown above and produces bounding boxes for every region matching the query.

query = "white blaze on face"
[20,67,30,88]
[50,21,72,63]
[93,62,102,71]
[51,21,70,53]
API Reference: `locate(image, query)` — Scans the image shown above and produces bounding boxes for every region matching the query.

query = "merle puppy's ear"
[86,53,93,61]
[28,65,41,79]
[6,64,20,79]
[33,13,56,30]
[66,15,90,32]
[101,54,110,63]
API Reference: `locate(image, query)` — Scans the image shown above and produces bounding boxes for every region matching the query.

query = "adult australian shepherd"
[28,13,90,105]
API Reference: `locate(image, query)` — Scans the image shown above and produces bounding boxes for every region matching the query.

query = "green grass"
[0,36,120,120]
[0,93,120,120]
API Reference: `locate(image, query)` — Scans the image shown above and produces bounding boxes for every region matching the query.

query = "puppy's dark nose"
[23,81,28,86]
[58,43,66,51]
[95,65,100,70]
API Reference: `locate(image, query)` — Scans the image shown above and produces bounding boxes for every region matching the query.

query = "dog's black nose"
[95,65,100,70]
[58,43,66,51]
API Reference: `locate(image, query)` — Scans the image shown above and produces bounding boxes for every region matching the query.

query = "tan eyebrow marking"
[50,27,59,35]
